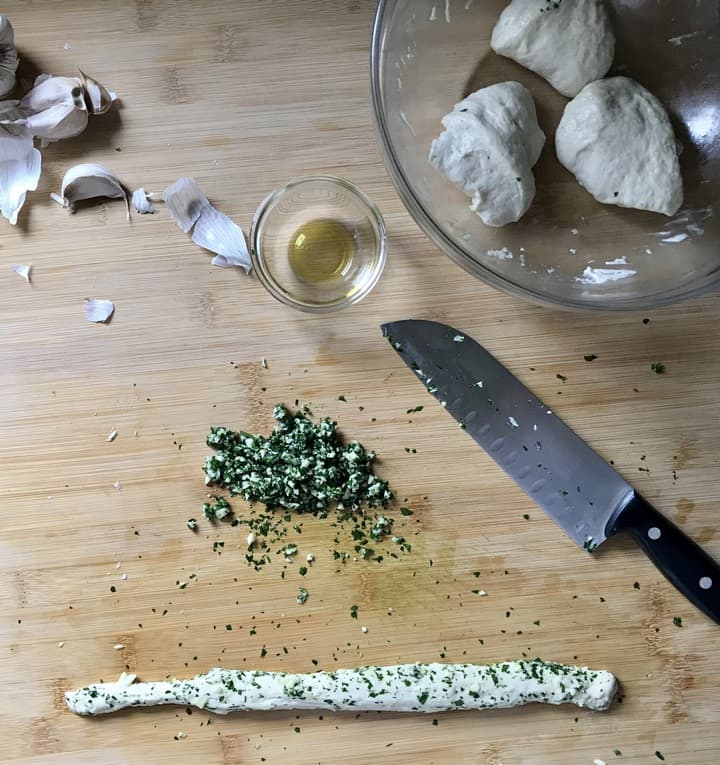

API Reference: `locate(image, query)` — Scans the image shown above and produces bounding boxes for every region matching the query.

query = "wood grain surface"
[1,2,719,763]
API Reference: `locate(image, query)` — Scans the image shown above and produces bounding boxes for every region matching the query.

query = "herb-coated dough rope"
[66,659,617,716]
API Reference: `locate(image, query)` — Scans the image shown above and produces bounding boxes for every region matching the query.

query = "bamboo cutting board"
[1,2,719,763]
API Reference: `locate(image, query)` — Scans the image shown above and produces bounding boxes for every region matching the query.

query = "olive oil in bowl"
[288,218,355,284]
[251,176,387,312]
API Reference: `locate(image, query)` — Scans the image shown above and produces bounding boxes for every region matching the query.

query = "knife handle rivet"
[699,577,713,590]
[647,527,662,540]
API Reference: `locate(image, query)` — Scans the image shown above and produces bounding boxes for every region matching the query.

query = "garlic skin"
[163,177,251,272]
[12,263,31,283]
[131,188,156,214]
[84,298,114,323]
[0,127,41,224]
[0,17,18,99]
[79,70,115,115]
[54,163,129,217]
[163,177,209,232]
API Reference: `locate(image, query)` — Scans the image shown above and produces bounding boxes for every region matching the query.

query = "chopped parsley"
[655,752,665,761]
[556,373,567,382]
[350,604,358,619]
[297,587,309,605]
[673,616,683,627]
[650,363,666,374]
[186,518,198,531]
[584,354,598,362]
[399,507,414,516]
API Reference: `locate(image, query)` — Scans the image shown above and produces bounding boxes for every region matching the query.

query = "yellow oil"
[287,218,355,284]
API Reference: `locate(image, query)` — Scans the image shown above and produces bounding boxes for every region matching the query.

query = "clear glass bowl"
[371,0,720,310]
[250,176,387,313]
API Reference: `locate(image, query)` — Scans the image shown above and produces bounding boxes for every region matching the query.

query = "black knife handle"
[611,494,720,624]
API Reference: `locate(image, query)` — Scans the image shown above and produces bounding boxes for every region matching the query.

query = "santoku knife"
[382,319,720,624]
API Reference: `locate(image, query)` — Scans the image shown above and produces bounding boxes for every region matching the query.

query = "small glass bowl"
[250,176,387,313]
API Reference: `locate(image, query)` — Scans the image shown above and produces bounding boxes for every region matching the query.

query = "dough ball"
[491,0,615,98]
[428,81,545,227]
[556,76,683,216]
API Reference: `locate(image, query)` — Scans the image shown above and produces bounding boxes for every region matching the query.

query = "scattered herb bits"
[297,587,309,605]
[650,363,666,374]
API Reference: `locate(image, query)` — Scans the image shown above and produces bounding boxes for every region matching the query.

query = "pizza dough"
[556,77,683,216]
[65,660,618,715]
[428,81,545,227]
[491,0,615,98]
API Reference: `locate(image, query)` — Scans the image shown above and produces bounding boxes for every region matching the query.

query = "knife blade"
[382,319,720,624]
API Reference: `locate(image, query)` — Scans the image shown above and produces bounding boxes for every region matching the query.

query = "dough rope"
[66,659,618,716]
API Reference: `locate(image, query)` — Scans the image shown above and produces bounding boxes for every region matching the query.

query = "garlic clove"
[131,188,156,214]
[162,176,210,232]
[19,75,85,114]
[15,101,88,141]
[84,298,114,323]
[78,70,114,115]
[192,205,251,272]
[56,163,129,218]
[3,75,89,141]
[0,127,41,224]
[0,17,18,99]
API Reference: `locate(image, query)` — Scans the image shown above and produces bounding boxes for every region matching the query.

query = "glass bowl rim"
[250,174,388,314]
[369,0,719,312]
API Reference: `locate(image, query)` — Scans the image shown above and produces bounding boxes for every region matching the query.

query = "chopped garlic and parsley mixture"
[66,659,617,716]
[204,404,392,512]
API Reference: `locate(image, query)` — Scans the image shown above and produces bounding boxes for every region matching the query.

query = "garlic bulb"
[0,17,18,98]
[53,163,129,218]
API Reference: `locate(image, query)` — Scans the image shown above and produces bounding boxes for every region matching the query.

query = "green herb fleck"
[633,581,640,590]
[350,604,358,619]
[614,750,622,757]
[338,395,347,402]
[673,616,683,627]
[556,373,567,382]
[650,363,666,374]
[298,566,308,576]
[260,646,267,657]
[584,354,598,362]
[297,586,309,605]
[400,507,414,516]
[186,518,198,531]
[225,624,232,631]
[655,752,665,761]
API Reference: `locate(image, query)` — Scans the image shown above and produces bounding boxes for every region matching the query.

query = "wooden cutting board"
[1,2,719,763]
